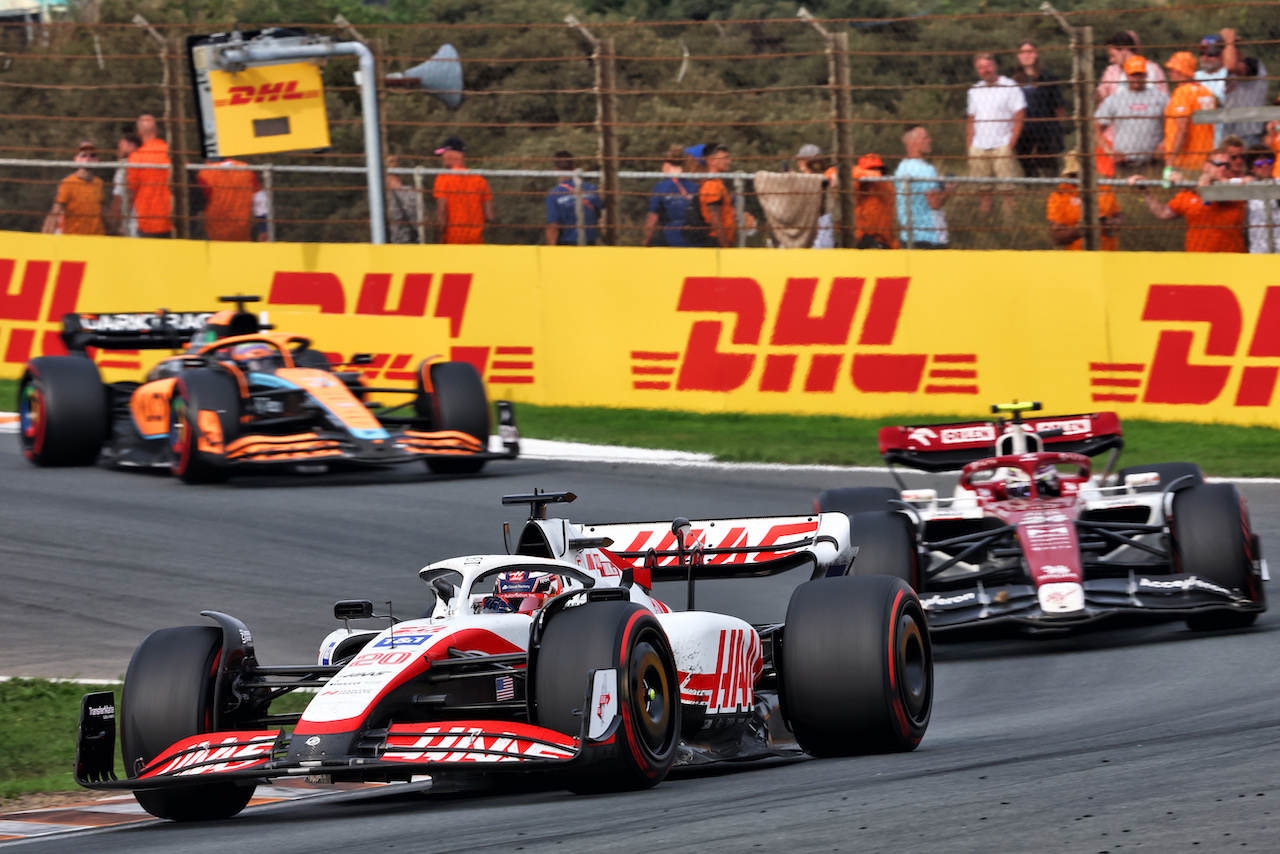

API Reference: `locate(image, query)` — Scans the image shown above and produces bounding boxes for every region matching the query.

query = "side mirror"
[350,353,374,365]
[432,577,455,603]
[334,599,374,620]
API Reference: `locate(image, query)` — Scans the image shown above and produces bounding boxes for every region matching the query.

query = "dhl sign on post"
[208,60,329,156]
[2,233,1279,427]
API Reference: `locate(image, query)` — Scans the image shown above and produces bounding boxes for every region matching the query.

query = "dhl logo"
[214,80,321,108]
[1090,285,1280,408]
[0,258,85,365]
[633,276,978,396]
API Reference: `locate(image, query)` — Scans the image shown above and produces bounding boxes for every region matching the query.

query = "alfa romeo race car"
[18,296,517,482]
[75,491,933,821]
[816,401,1267,634]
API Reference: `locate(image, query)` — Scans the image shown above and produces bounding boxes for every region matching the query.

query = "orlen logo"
[940,425,996,444]
[216,80,321,107]
[631,276,978,397]
[1091,285,1280,409]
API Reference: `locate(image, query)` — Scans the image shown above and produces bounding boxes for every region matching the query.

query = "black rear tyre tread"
[19,357,108,467]
[847,511,918,588]
[1171,483,1265,631]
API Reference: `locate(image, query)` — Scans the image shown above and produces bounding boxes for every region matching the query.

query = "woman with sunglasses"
[1128,146,1246,254]
[1247,154,1279,254]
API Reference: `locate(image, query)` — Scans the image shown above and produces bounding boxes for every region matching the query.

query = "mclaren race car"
[75,491,933,821]
[816,401,1267,634]
[18,296,517,482]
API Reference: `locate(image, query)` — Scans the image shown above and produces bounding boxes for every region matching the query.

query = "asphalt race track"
[3,439,1279,852]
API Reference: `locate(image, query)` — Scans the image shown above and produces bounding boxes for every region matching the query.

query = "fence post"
[599,37,620,246]
[1078,26,1100,251]
[906,176,915,250]
[412,166,425,244]
[573,171,586,246]
[262,166,276,243]
[167,36,190,240]
[734,175,746,247]
[832,32,856,249]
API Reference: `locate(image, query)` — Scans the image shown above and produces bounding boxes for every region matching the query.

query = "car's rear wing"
[61,311,216,353]
[878,411,1124,473]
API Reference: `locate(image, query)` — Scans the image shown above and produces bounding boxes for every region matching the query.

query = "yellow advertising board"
[3,232,1279,428]
[207,61,330,156]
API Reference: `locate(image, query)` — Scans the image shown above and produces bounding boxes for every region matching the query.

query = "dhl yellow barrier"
[3,232,1279,427]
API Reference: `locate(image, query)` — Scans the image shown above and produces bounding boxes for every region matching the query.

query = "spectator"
[544,150,600,246]
[1046,152,1122,251]
[1130,147,1246,253]
[1215,30,1270,149]
[895,125,954,249]
[195,157,260,242]
[432,137,492,244]
[1012,41,1065,178]
[852,153,897,249]
[1096,31,1167,104]
[1223,135,1248,179]
[128,114,173,238]
[966,52,1026,216]
[698,142,737,248]
[108,131,140,237]
[42,141,105,235]
[1194,34,1228,108]
[1268,115,1280,179]
[1246,152,1278,254]
[1095,56,1169,177]
[642,145,697,247]
[1162,53,1217,173]
[795,143,822,174]
[385,156,421,244]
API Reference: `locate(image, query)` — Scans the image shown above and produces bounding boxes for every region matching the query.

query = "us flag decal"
[495,676,515,701]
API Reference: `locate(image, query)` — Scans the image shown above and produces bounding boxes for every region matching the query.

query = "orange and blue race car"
[17,296,518,482]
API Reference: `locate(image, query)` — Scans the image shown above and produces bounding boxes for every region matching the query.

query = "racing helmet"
[483,570,562,614]
[1004,469,1033,499]
[230,342,277,372]
[1035,463,1061,497]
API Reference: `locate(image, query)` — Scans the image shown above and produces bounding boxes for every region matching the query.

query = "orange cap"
[857,153,884,171]
[1123,56,1147,75]
[1165,51,1197,78]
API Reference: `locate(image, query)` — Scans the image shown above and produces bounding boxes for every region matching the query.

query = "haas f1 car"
[817,402,1267,634]
[18,296,517,482]
[75,491,933,821]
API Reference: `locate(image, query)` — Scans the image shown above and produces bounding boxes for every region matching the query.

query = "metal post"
[572,172,586,246]
[262,166,276,243]
[734,175,747,247]
[832,32,856,249]
[168,36,190,240]
[412,166,425,244]
[1079,26,1100,251]
[906,176,915,250]
[598,37,620,246]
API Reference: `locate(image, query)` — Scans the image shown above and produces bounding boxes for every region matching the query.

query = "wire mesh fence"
[0,3,1276,250]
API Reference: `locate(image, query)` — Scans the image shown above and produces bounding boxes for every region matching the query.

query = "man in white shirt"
[967,53,1026,215]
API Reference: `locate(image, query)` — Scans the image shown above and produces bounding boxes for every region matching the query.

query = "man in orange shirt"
[1162,52,1217,172]
[432,137,492,244]
[1129,148,1246,253]
[1046,153,1122,250]
[43,141,106,235]
[127,114,173,238]
[196,158,261,241]
[698,143,737,248]
[852,153,897,249]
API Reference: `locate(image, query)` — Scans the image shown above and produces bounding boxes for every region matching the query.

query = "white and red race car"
[76,491,933,821]
[817,402,1267,634]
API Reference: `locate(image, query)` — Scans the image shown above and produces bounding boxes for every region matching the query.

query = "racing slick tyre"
[121,626,256,821]
[533,601,679,792]
[816,486,901,516]
[846,511,919,589]
[169,370,240,484]
[1171,483,1264,631]
[1117,462,1204,493]
[780,575,932,756]
[422,361,491,475]
[18,356,109,467]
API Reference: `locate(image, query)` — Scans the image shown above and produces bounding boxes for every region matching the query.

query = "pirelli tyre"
[121,626,256,821]
[1117,462,1204,493]
[532,601,679,792]
[169,369,240,484]
[421,361,491,475]
[780,575,932,756]
[815,486,901,516]
[18,356,109,467]
[1170,482,1265,631]
[845,510,920,589]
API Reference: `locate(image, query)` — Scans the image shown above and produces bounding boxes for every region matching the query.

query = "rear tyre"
[1117,462,1204,493]
[846,511,919,589]
[533,601,679,792]
[169,370,240,484]
[422,362,490,475]
[780,575,932,756]
[815,486,901,515]
[121,626,255,821]
[18,357,108,467]
[1171,483,1264,631]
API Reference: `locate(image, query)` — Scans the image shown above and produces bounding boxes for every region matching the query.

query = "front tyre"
[169,370,240,484]
[1171,483,1264,631]
[121,626,255,821]
[421,361,490,475]
[780,575,932,756]
[18,357,108,467]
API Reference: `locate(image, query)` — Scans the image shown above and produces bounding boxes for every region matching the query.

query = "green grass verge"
[3,376,1277,477]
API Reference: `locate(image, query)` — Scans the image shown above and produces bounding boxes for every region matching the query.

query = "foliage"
[0,680,122,799]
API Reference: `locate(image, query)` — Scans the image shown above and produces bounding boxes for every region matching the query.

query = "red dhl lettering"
[218,80,319,107]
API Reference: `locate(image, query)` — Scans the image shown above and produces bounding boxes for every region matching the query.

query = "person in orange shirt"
[196,158,261,241]
[127,114,173,238]
[698,142,737,248]
[432,137,492,244]
[1046,153,1122,250]
[1161,52,1217,172]
[1129,148,1246,253]
[852,153,898,249]
[43,141,106,235]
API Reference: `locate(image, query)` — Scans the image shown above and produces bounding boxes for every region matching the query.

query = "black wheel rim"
[896,607,930,724]
[19,380,44,456]
[631,639,672,754]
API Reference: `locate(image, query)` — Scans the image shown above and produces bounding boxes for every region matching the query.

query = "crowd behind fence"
[0,4,1277,252]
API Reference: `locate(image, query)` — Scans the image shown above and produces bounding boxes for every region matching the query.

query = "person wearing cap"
[43,141,106,235]
[642,144,698,247]
[1128,146,1246,254]
[544,151,600,246]
[895,125,954,249]
[1012,41,1065,179]
[1245,151,1278,254]
[1046,153,1122,251]
[1201,29,1270,149]
[1096,31,1167,104]
[127,114,173,238]
[966,53,1026,216]
[1094,55,1169,177]
[852,154,897,249]
[795,143,823,174]
[1161,53,1217,173]
[432,137,492,244]
[793,145,835,249]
